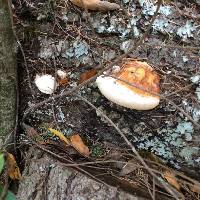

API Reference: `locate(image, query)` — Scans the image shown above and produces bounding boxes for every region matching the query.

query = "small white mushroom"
[35,74,58,94]
[57,69,67,79]
[96,60,160,110]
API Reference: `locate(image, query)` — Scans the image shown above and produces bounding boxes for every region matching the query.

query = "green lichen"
[179,147,199,165]
[136,121,198,166]
[176,122,193,141]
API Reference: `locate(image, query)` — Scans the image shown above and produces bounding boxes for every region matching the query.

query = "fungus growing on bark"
[96,60,160,110]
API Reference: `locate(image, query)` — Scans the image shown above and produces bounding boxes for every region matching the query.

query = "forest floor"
[13,0,200,199]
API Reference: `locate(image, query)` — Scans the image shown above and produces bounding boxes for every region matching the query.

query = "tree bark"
[0,0,17,146]
[17,149,144,200]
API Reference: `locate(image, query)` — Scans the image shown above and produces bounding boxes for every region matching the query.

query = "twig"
[153,177,156,200]
[144,43,200,51]
[165,83,194,97]
[172,2,200,20]
[75,94,180,199]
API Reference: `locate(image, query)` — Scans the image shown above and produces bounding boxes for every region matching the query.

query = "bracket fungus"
[96,60,160,110]
[35,74,58,94]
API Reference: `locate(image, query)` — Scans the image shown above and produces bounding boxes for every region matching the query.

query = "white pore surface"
[35,74,57,94]
[96,76,160,110]
[57,69,67,79]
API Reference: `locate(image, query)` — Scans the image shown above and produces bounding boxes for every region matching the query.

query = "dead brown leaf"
[58,78,69,86]
[119,159,139,176]
[7,153,22,180]
[79,69,97,84]
[70,134,90,157]
[70,0,120,11]
[163,170,180,191]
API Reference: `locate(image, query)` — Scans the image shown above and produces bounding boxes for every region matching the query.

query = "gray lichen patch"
[152,18,175,34]
[91,13,141,38]
[136,121,199,167]
[177,21,197,41]
[38,36,92,67]
[130,119,195,167]
[196,87,200,102]
[89,0,199,44]
[138,0,172,16]
[191,75,200,102]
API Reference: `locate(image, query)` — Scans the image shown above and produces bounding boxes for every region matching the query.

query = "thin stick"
[144,43,200,51]
[153,177,156,200]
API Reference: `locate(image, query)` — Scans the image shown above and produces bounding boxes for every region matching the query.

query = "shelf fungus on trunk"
[96,60,160,110]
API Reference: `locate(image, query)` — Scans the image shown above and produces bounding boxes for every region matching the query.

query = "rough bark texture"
[0,0,17,145]
[17,149,144,200]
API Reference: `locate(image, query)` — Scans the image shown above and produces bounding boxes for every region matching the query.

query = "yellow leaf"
[163,170,180,191]
[7,153,22,180]
[70,134,90,157]
[48,128,70,145]
[70,0,120,11]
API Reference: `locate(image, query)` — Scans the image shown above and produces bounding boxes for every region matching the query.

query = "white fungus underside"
[96,76,160,110]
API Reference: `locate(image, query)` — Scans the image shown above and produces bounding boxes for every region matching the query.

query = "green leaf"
[0,154,5,174]
[0,185,16,200]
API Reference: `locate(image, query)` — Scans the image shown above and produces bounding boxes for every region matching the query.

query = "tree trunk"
[0,0,17,146]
